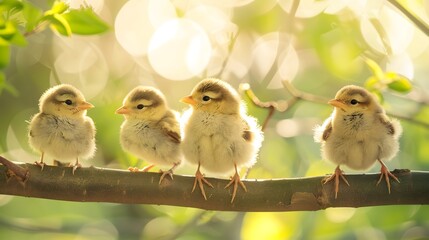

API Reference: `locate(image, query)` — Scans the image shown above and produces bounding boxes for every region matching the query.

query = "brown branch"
[0,156,29,182]
[1,158,428,212]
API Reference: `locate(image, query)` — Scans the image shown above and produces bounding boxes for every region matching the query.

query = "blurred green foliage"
[0,0,108,94]
[1,0,429,239]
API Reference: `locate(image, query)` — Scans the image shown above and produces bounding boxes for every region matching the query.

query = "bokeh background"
[1,0,429,239]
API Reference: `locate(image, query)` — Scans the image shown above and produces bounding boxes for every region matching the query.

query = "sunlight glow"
[52,38,108,99]
[277,44,299,86]
[115,0,176,56]
[276,118,318,138]
[384,53,414,80]
[148,19,212,80]
[250,32,299,88]
[278,0,330,18]
[324,208,356,223]
[242,212,292,239]
[360,5,414,55]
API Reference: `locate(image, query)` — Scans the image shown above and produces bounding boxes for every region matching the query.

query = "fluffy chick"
[181,78,263,203]
[116,86,182,184]
[28,84,96,174]
[314,85,402,198]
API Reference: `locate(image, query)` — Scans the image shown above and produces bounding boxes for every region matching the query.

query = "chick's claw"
[376,161,400,194]
[69,158,82,175]
[192,169,213,200]
[159,169,173,184]
[159,163,179,184]
[70,163,82,175]
[34,161,46,171]
[225,171,247,203]
[34,153,45,171]
[322,166,350,199]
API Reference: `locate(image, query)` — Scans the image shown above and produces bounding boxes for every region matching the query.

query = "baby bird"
[116,86,182,184]
[314,85,402,198]
[181,78,263,203]
[28,84,96,174]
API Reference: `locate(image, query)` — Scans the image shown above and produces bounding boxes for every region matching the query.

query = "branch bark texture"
[0,160,428,212]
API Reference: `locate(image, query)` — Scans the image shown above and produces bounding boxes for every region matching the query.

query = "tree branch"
[1,158,428,212]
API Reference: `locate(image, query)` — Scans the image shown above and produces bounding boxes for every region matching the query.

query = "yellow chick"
[116,86,182,184]
[181,78,263,203]
[314,85,402,198]
[28,84,96,174]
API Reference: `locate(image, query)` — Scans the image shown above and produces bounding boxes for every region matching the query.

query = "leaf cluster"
[0,0,109,94]
[364,58,412,102]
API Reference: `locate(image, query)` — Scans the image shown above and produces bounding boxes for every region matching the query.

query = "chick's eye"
[202,96,210,101]
[350,99,358,105]
[137,104,144,109]
[64,99,73,105]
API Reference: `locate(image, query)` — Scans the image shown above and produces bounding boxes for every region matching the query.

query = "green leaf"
[0,45,10,69]
[44,1,69,16]
[0,21,27,46]
[8,30,26,46]
[364,76,381,91]
[0,21,17,40]
[22,2,43,32]
[386,73,412,93]
[0,71,5,95]
[0,37,9,46]
[62,8,109,35]
[0,0,23,12]
[364,58,384,80]
[47,13,72,36]
[0,71,18,96]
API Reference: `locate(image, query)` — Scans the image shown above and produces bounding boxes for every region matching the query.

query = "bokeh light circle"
[384,53,414,80]
[115,0,176,56]
[251,32,298,89]
[52,38,108,99]
[360,6,414,55]
[148,19,212,81]
[278,0,330,18]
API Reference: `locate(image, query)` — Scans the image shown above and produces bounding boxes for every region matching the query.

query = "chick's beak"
[78,101,95,110]
[180,95,197,106]
[115,106,130,114]
[328,99,347,110]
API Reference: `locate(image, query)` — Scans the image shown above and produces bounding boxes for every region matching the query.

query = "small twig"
[0,156,29,183]
[23,21,49,37]
[388,113,429,129]
[369,18,392,55]
[216,31,240,79]
[244,79,429,136]
[387,0,429,37]
[281,80,330,104]
[281,81,429,128]
[240,83,291,131]
[240,82,297,179]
